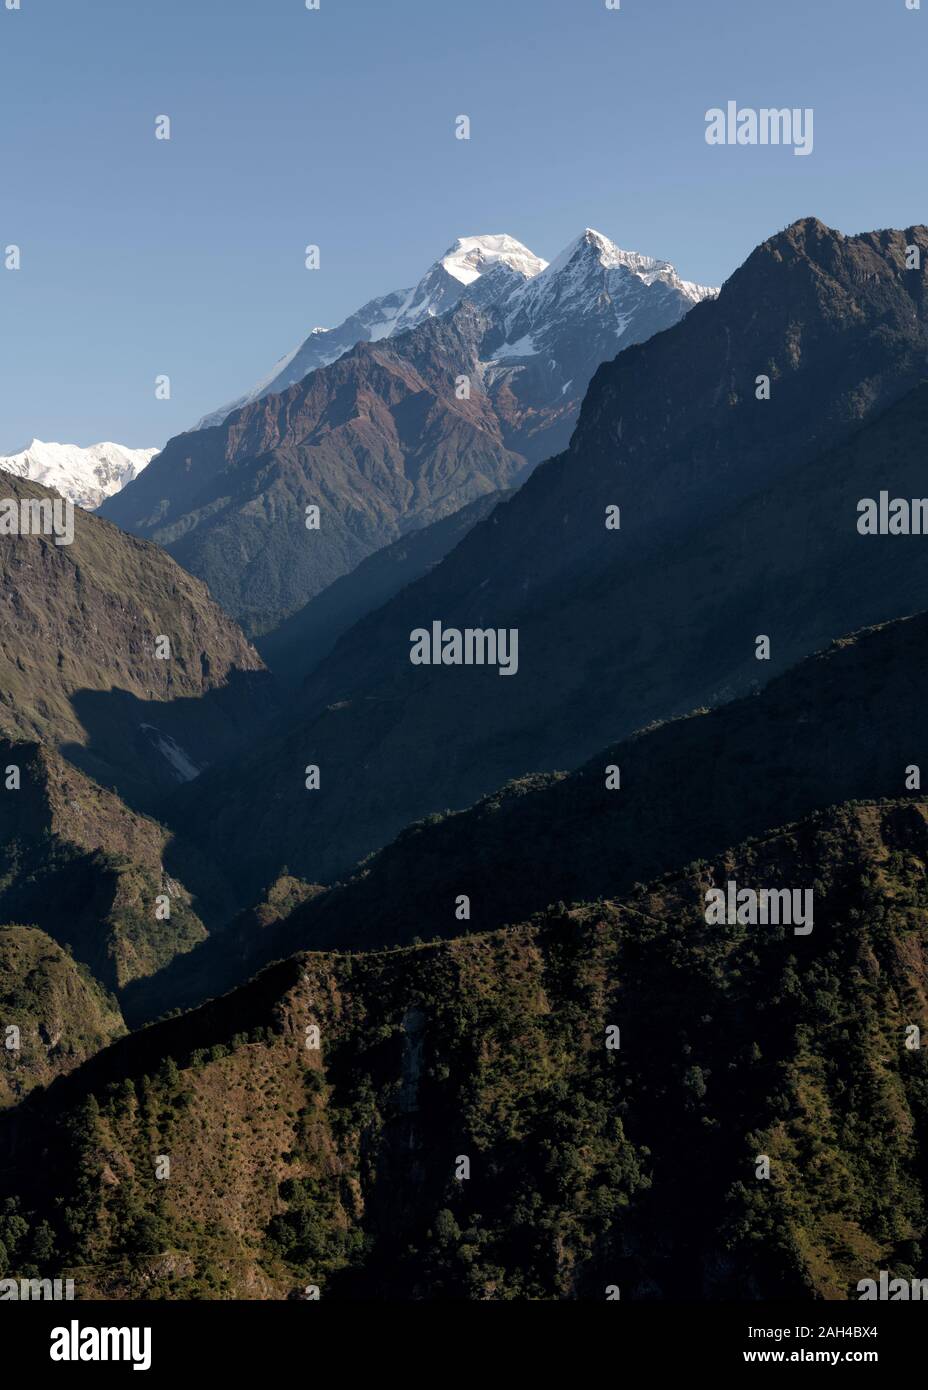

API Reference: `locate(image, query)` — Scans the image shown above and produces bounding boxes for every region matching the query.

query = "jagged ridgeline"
[101,230,710,638]
[1,800,926,1300]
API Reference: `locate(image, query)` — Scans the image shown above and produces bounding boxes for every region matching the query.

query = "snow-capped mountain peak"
[523,227,715,306]
[440,234,548,286]
[545,227,639,274]
[0,439,158,510]
[194,227,716,433]
[487,227,717,365]
[195,234,548,429]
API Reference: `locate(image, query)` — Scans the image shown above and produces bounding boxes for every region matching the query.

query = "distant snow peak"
[196,226,716,430]
[0,440,158,511]
[543,227,715,300]
[440,234,548,286]
[482,227,718,380]
[196,233,549,428]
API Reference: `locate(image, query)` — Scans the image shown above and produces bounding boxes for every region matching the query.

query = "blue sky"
[1,0,925,451]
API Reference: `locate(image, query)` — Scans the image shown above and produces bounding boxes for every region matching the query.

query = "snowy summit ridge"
[439,234,548,286]
[0,440,158,511]
[195,234,548,428]
[196,228,715,430]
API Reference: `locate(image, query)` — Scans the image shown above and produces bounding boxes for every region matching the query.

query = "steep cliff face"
[2,800,926,1301]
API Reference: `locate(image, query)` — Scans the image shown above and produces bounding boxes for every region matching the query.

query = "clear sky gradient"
[1,0,924,450]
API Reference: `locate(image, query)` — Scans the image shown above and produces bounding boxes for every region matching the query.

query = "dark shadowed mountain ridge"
[256,490,508,687]
[126,605,928,1020]
[166,220,928,898]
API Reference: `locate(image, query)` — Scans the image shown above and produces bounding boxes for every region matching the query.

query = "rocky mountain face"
[195,234,549,429]
[0,475,274,811]
[103,228,710,636]
[101,306,530,636]
[3,798,926,1300]
[477,227,715,459]
[166,221,928,902]
[0,440,157,510]
[0,740,210,992]
[196,230,712,433]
